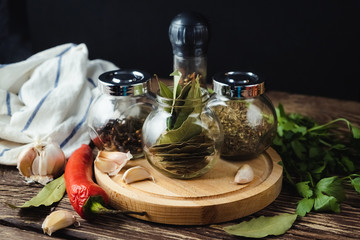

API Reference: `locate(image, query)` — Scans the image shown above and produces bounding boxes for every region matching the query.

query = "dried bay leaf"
[157,117,202,144]
[7,175,66,208]
[158,81,173,99]
[222,213,297,238]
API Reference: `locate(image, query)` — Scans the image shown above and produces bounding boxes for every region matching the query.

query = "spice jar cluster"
[87,69,277,180]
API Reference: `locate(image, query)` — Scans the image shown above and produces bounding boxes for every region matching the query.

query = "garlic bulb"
[95,151,133,176]
[17,139,66,185]
[42,209,79,236]
[234,164,254,184]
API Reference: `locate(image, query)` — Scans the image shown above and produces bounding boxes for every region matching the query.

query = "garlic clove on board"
[234,164,254,184]
[17,140,66,185]
[42,209,79,236]
[122,166,154,184]
[95,151,133,176]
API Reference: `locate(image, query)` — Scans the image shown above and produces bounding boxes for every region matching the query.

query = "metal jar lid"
[212,71,265,98]
[98,69,151,96]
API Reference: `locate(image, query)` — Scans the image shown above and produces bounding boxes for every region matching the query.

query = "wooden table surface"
[1,91,360,239]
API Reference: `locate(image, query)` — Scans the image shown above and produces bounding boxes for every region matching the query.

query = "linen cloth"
[0,43,118,165]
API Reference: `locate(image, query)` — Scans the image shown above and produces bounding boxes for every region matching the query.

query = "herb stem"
[308,118,351,133]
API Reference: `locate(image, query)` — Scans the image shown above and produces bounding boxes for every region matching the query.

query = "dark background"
[1,0,360,101]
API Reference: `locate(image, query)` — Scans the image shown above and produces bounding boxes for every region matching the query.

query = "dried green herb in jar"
[211,100,276,159]
[96,116,145,158]
[211,71,277,160]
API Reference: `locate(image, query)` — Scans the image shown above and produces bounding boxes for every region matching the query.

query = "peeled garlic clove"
[95,158,120,176]
[42,210,79,236]
[122,166,154,184]
[96,151,132,176]
[234,164,254,184]
[98,151,133,165]
[17,147,37,177]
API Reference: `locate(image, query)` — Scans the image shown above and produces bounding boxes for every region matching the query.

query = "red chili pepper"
[64,144,145,220]
[64,144,109,219]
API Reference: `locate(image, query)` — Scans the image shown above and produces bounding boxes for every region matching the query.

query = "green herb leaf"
[296,198,315,217]
[350,177,360,193]
[223,213,297,238]
[314,192,340,213]
[315,176,345,202]
[7,175,66,208]
[296,181,313,198]
[352,126,360,139]
[291,140,306,160]
[341,156,355,172]
[308,146,321,158]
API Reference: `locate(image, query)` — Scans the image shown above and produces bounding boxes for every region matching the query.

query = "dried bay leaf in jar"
[87,69,154,158]
[142,82,223,179]
[208,71,277,160]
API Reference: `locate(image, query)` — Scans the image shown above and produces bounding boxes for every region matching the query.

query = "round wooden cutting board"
[94,147,283,225]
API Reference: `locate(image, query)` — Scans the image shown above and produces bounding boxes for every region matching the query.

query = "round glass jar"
[208,71,277,160]
[142,89,223,179]
[87,69,154,159]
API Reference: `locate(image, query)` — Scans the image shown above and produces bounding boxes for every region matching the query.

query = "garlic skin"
[17,139,66,185]
[95,151,133,176]
[42,210,79,236]
[234,164,254,184]
[122,166,154,184]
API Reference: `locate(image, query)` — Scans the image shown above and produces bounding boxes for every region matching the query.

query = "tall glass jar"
[142,89,223,179]
[208,71,277,160]
[87,69,154,159]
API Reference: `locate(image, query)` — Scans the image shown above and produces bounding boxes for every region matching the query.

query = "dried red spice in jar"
[87,69,154,158]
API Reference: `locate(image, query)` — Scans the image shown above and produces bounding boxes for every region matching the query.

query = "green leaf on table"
[6,175,66,208]
[352,126,360,139]
[223,213,297,238]
[315,176,345,202]
[276,103,286,119]
[311,161,327,175]
[296,198,315,217]
[296,181,313,198]
[314,192,340,213]
[341,156,355,172]
[350,177,360,194]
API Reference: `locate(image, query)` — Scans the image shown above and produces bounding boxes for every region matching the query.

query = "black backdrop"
[1,0,360,101]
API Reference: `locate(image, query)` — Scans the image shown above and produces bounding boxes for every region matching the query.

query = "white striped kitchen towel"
[0,43,118,165]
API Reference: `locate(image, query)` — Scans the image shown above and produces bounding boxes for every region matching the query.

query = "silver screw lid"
[212,71,265,98]
[98,69,151,96]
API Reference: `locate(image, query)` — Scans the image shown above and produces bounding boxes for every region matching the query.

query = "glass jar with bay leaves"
[142,78,223,179]
[208,71,277,160]
[87,69,154,159]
